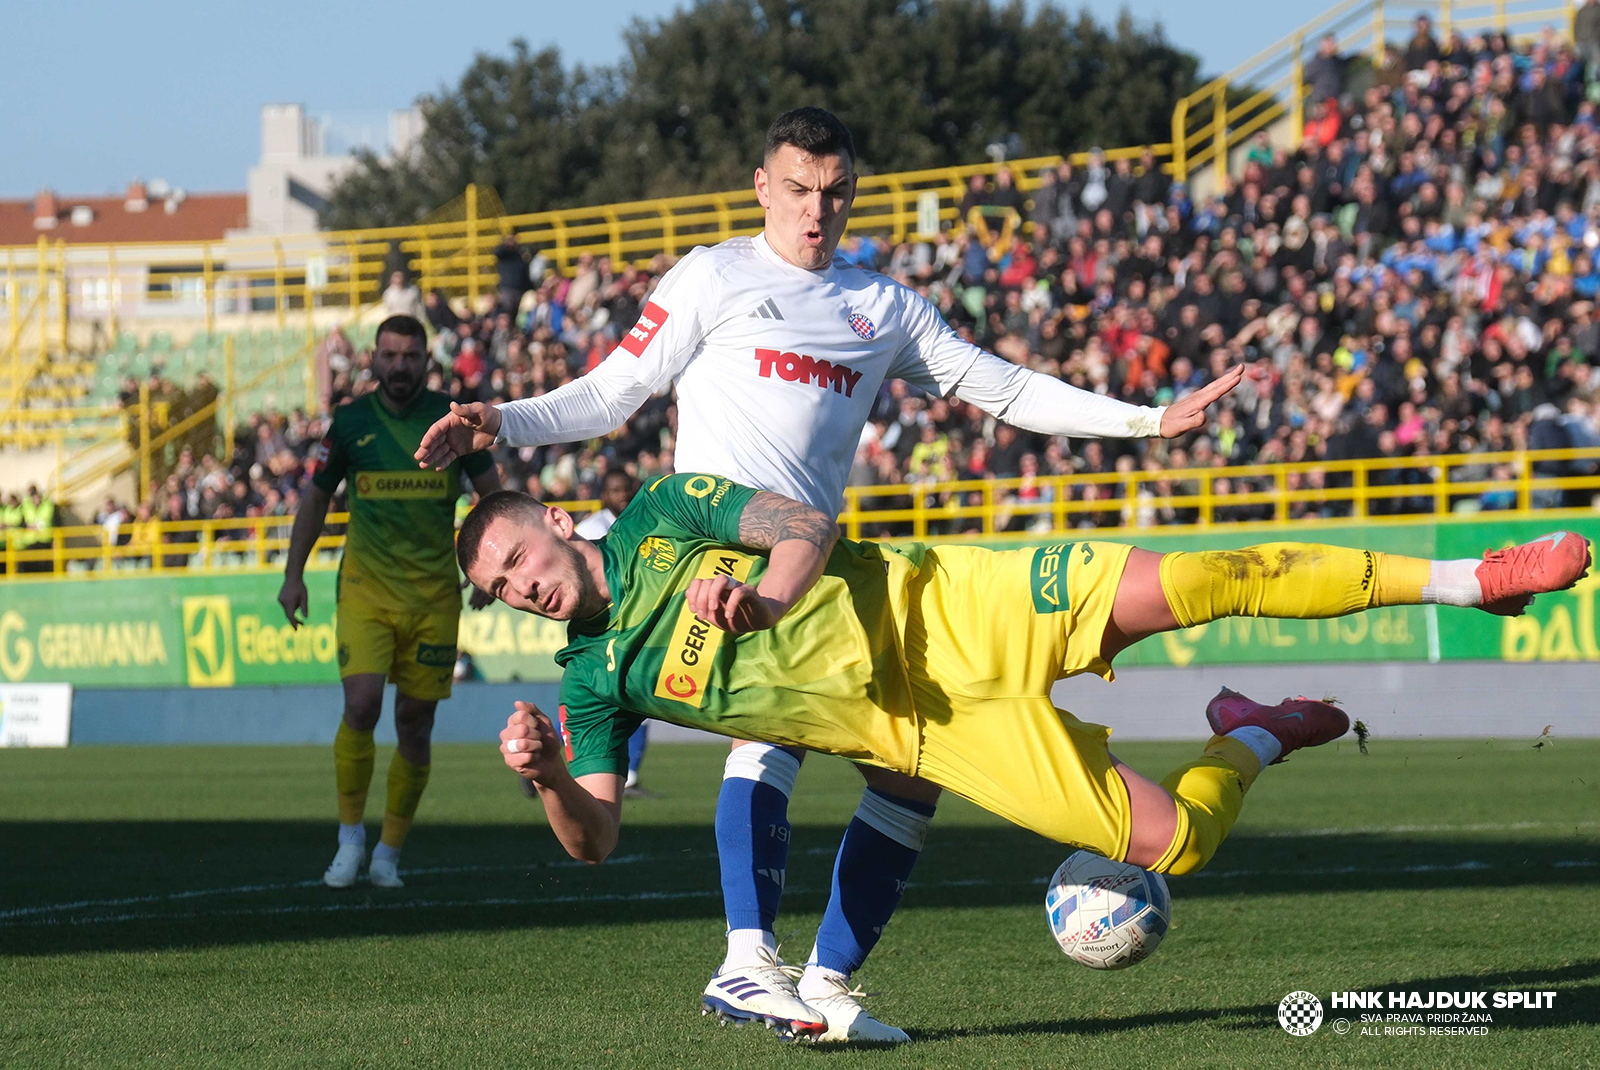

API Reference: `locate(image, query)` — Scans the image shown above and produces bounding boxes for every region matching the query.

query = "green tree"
[321,0,1204,228]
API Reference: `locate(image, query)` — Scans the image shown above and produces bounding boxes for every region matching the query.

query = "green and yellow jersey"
[311,390,493,611]
[557,473,925,779]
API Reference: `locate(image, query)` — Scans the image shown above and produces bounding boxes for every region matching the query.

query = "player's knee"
[1115,761,1180,870]
[393,699,436,749]
[858,765,941,807]
[341,674,385,730]
[722,742,802,795]
[342,702,381,732]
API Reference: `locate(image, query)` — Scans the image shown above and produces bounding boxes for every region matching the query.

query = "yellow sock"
[333,722,375,826]
[380,753,431,849]
[1150,737,1258,876]
[1158,543,1433,627]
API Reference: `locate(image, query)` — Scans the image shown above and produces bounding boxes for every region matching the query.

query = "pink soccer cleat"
[1205,687,1350,763]
[1475,532,1591,617]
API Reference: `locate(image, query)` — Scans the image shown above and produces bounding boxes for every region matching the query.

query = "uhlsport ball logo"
[1277,990,1324,1035]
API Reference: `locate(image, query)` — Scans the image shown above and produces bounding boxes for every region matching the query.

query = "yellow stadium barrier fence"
[0,146,1166,362]
[5,446,1598,580]
[0,0,1579,392]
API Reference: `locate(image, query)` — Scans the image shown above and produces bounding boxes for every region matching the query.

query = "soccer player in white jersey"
[417,107,1238,1043]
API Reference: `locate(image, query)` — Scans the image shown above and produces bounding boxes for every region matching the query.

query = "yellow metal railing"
[0,500,588,580]
[840,445,1600,540]
[1171,0,1577,184]
[0,0,1584,422]
[2,236,71,409]
[6,447,1600,579]
[0,148,1169,357]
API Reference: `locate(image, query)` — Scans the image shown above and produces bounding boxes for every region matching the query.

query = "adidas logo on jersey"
[754,348,864,397]
[747,297,784,320]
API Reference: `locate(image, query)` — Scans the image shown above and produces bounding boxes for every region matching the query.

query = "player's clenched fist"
[501,701,566,782]
[686,574,780,635]
[415,401,501,470]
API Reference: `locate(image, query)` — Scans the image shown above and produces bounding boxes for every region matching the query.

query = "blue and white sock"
[805,788,935,979]
[625,723,649,788]
[626,723,649,776]
[716,744,802,969]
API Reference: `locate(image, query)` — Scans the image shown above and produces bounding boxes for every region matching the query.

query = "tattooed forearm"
[738,491,839,556]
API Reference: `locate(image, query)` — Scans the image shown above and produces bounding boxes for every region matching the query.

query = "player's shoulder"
[834,257,920,304]
[703,235,763,265]
[410,389,457,421]
[667,238,765,280]
[327,393,375,434]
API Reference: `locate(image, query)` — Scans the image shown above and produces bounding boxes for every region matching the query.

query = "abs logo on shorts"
[416,643,457,668]
[1030,543,1074,614]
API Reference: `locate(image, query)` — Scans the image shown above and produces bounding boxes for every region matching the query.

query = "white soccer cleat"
[368,855,405,888]
[797,970,910,1043]
[322,843,365,889]
[700,945,827,1041]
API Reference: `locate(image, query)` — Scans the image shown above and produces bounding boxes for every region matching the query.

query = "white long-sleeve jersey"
[497,233,1164,514]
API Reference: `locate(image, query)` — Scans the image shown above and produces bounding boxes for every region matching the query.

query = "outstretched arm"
[686,490,839,635]
[952,354,1244,439]
[415,359,653,469]
[891,288,1240,440]
[419,248,719,468]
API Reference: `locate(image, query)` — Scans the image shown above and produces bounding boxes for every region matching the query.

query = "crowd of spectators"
[62,16,1600,561]
[414,16,1600,536]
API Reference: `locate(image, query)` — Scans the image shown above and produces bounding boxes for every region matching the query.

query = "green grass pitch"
[2,737,1597,1069]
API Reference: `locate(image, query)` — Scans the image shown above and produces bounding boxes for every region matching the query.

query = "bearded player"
[414,108,1238,1041]
[279,314,500,889]
[460,476,1587,1015]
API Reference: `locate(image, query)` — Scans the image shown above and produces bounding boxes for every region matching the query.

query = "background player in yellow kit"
[278,314,500,889]
[461,475,1587,884]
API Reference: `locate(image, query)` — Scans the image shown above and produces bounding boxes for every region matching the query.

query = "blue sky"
[1,0,1316,198]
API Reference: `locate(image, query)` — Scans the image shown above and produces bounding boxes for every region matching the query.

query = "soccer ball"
[1045,850,1170,969]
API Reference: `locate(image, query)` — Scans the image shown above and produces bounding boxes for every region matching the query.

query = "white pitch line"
[1256,821,1600,838]
[11,823,1586,923]
[7,824,1593,923]
[3,858,1594,931]
[0,851,689,921]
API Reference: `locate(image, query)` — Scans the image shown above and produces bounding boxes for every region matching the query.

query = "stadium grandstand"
[4,0,1600,579]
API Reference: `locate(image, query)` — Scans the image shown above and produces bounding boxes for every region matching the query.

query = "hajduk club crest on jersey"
[847,311,876,340]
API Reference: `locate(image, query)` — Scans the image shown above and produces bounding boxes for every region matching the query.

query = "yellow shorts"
[336,593,458,702]
[903,541,1135,857]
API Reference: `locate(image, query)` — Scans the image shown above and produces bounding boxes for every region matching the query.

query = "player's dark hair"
[765,107,855,169]
[457,490,546,575]
[601,469,636,489]
[374,314,428,350]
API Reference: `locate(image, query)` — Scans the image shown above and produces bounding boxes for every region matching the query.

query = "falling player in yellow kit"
[278,314,500,888]
[460,474,1588,885]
